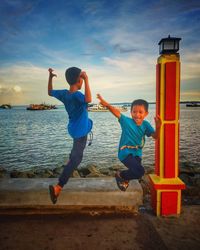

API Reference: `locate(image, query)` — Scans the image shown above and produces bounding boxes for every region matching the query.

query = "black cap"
[65,67,81,85]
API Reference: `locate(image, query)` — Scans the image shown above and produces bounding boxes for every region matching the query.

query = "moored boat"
[0,104,12,109]
[26,104,57,110]
[88,104,128,112]
[186,103,200,107]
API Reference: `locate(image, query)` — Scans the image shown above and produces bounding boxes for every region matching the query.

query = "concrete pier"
[0,178,143,213]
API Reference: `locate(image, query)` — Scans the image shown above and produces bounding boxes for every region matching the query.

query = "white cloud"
[181,91,200,101]
[0,44,199,105]
[0,63,65,105]
[83,54,156,102]
[182,52,200,80]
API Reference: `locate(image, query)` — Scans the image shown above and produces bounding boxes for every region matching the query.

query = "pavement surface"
[0,178,200,250]
[0,206,200,250]
[0,212,165,250]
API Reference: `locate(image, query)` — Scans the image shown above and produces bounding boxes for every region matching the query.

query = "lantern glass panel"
[163,41,174,50]
[174,42,178,50]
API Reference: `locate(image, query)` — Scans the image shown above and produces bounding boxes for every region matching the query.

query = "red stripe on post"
[165,62,176,120]
[164,124,176,178]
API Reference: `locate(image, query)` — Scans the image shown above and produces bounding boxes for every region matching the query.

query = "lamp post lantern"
[149,35,185,216]
[158,35,181,55]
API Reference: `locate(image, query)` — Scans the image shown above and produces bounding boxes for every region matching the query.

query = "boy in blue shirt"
[48,67,93,204]
[97,94,161,191]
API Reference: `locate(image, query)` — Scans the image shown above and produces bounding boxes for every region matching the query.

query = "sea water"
[0,104,199,172]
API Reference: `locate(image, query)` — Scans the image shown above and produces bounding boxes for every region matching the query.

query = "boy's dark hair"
[131,99,149,112]
[65,67,81,85]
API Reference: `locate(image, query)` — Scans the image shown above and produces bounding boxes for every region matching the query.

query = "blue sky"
[0,0,200,105]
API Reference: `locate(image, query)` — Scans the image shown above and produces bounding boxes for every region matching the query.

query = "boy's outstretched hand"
[97,94,108,107]
[97,94,121,118]
[154,115,162,129]
[151,115,162,139]
[48,68,57,78]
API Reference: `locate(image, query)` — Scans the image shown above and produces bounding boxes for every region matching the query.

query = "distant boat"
[186,103,200,107]
[26,104,57,110]
[88,104,128,112]
[0,104,12,109]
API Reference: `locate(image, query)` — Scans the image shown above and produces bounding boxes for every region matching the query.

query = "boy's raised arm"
[80,71,92,103]
[48,68,57,96]
[97,94,121,119]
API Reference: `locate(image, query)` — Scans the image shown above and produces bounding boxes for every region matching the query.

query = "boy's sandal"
[49,185,57,204]
[115,172,129,192]
[118,181,129,191]
[123,181,129,189]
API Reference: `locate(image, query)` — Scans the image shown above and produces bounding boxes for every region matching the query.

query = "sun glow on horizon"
[13,85,22,93]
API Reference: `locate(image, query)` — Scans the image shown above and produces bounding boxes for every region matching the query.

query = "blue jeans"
[58,135,87,187]
[120,154,145,181]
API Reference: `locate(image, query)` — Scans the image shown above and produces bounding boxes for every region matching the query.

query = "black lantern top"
[158,35,181,55]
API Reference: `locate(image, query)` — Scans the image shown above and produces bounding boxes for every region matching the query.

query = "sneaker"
[115,172,129,191]
[49,185,61,204]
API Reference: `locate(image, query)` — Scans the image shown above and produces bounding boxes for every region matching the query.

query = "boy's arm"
[151,116,162,139]
[80,71,92,103]
[97,94,121,119]
[48,68,57,96]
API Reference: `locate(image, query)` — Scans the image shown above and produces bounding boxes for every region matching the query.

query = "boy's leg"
[120,154,145,181]
[49,135,87,204]
[58,135,87,187]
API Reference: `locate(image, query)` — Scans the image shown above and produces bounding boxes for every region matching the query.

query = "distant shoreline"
[1,101,199,107]
[110,101,200,106]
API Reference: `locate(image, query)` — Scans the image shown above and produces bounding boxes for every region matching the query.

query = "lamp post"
[149,35,186,216]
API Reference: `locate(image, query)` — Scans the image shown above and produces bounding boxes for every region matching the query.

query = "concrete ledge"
[0,178,143,213]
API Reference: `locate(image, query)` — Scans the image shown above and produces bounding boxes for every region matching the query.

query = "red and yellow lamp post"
[149,36,186,216]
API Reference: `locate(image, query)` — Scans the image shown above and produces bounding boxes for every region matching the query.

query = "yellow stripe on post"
[159,58,165,178]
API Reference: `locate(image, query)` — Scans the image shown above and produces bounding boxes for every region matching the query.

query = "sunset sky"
[0,0,200,105]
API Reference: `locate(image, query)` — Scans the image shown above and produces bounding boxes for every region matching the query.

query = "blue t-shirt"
[118,114,154,161]
[50,89,93,138]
